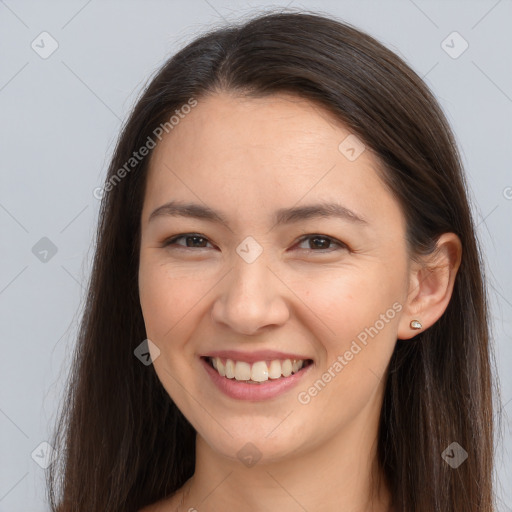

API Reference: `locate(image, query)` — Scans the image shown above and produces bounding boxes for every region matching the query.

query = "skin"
[138,92,461,512]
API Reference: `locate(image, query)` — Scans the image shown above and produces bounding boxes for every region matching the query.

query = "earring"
[410,320,422,330]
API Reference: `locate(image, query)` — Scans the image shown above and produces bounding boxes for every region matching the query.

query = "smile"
[206,356,313,383]
[200,355,314,401]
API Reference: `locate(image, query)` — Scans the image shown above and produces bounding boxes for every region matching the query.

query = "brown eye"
[161,233,347,253]
[296,234,347,252]
[163,234,213,249]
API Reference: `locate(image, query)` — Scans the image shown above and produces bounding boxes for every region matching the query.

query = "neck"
[180,394,392,511]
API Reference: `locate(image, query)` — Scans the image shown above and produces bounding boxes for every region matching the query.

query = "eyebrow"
[148,200,369,228]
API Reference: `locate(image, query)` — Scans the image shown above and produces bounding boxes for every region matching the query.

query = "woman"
[47,10,498,512]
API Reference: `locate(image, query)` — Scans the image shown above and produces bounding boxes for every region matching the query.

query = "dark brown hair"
[47,10,499,512]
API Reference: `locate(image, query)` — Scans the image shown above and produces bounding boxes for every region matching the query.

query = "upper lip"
[201,350,313,364]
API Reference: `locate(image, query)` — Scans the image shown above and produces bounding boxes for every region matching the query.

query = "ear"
[397,232,462,340]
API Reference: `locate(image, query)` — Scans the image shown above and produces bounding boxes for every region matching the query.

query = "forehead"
[143,92,401,231]
[157,92,355,160]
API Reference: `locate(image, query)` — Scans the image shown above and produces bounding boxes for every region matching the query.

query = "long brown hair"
[47,10,500,512]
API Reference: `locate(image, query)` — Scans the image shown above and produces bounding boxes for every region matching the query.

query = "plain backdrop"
[0,0,511,510]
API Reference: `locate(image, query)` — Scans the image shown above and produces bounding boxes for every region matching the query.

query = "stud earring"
[410,320,422,330]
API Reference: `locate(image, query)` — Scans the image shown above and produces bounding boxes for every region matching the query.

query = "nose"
[211,252,290,336]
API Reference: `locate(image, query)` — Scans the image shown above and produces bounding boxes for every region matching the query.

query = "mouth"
[201,356,314,384]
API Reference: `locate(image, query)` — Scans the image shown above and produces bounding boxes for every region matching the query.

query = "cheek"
[295,274,400,429]
[138,260,205,340]
[317,273,400,361]
[289,266,401,345]
[293,267,402,413]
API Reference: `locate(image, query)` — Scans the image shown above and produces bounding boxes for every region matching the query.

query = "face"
[138,92,411,464]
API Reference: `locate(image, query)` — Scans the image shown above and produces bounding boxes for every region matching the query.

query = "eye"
[294,234,348,252]
[162,233,214,249]
[161,233,348,253]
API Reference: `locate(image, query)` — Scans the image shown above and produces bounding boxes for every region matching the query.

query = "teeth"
[292,359,302,373]
[225,359,235,379]
[235,361,251,381]
[209,357,306,382]
[251,361,268,382]
[216,359,225,377]
[281,359,292,377]
[268,360,282,379]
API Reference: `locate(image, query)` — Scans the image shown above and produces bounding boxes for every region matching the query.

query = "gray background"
[0,0,511,510]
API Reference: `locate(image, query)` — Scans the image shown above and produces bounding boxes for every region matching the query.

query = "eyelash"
[161,233,348,253]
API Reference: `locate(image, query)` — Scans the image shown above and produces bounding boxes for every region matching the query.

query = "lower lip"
[200,357,313,401]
